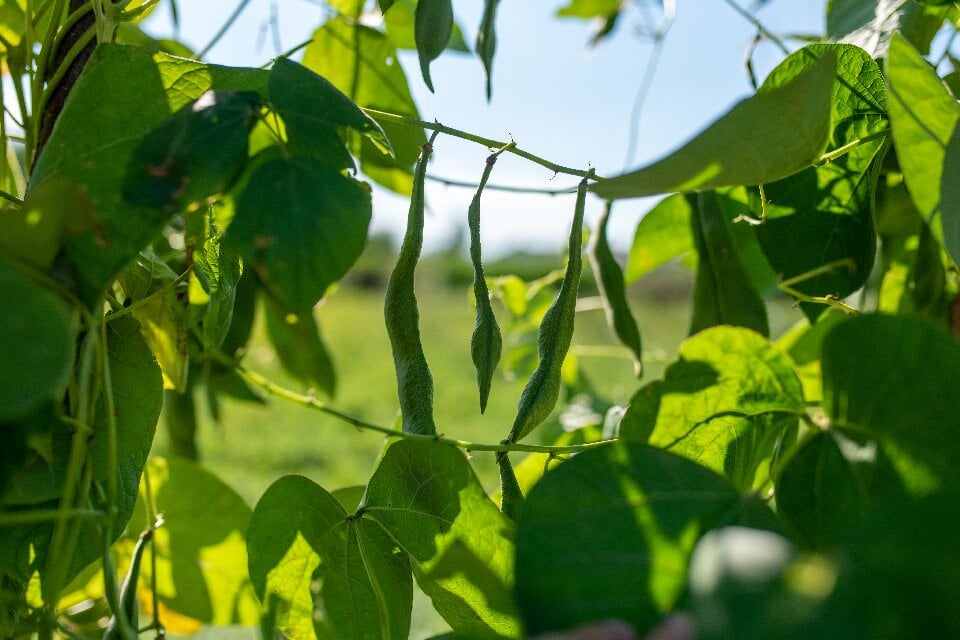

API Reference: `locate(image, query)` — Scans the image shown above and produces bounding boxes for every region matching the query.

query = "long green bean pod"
[469,151,506,413]
[103,529,153,640]
[506,172,592,444]
[588,200,644,377]
[384,131,439,436]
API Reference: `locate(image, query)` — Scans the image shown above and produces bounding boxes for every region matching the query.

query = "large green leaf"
[591,52,836,199]
[625,194,694,283]
[128,457,260,628]
[774,429,907,550]
[620,326,804,491]
[821,314,960,490]
[886,33,960,269]
[121,90,262,214]
[268,57,391,165]
[29,44,268,300]
[303,19,426,195]
[755,44,886,317]
[0,260,74,421]
[363,440,521,638]
[262,297,337,397]
[514,442,745,636]
[247,475,412,640]
[827,0,949,55]
[689,191,769,336]
[224,155,371,311]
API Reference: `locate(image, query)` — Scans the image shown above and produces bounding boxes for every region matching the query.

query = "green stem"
[101,268,190,326]
[0,188,23,205]
[816,130,889,165]
[99,319,119,509]
[362,108,601,180]
[225,356,614,455]
[0,508,109,526]
[426,173,577,195]
[721,0,789,54]
[778,258,861,315]
[194,0,253,60]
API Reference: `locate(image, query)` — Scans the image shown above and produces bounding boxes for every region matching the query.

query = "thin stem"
[194,0,253,60]
[99,319,119,509]
[0,508,108,526]
[623,8,672,169]
[721,0,789,54]
[816,129,889,165]
[778,258,861,315]
[0,189,23,205]
[362,108,601,180]
[224,355,614,455]
[426,173,578,195]
[102,268,190,326]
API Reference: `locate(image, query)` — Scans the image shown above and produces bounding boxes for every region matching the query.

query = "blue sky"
[143,1,827,255]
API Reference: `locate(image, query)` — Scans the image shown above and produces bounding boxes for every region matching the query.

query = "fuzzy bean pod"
[588,201,644,377]
[469,153,504,413]
[506,172,591,444]
[384,132,439,435]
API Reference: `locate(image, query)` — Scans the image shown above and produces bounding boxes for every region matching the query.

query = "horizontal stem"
[816,129,889,165]
[0,507,108,527]
[363,108,601,181]
[426,173,578,195]
[228,357,614,455]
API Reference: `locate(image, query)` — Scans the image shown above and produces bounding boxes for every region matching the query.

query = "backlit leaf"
[621,326,804,490]
[515,442,744,636]
[225,155,371,311]
[591,52,836,199]
[886,33,960,269]
[364,440,521,638]
[626,194,694,283]
[248,475,412,640]
[755,44,886,317]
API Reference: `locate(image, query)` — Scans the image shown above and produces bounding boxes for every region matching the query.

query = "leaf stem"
[720,0,789,54]
[778,258,861,314]
[222,355,614,455]
[816,129,889,165]
[194,0,253,60]
[362,108,601,180]
[426,173,578,195]
[0,188,24,205]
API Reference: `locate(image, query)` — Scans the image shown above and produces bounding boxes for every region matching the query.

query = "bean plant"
[2,0,960,639]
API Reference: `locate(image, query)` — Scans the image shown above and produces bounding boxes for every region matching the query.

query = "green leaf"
[828,0,948,55]
[689,191,769,337]
[263,298,337,398]
[122,90,262,214]
[774,310,847,403]
[384,142,436,435]
[620,326,804,491]
[303,19,426,195]
[29,44,268,299]
[0,260,74,421]
[128,457,260,627]
[248,475,412,640]
[556,0,621,19]
[364,440,521,639]
[589,202,643,376]
[191,233,242,352]
[507,177,588,443]
[821,314,960,490]
[755,44,886,317]
[414,0,453,92]
[834,490,960,638]
[224,155,371,311]
[886,33,960,269]
[268,57,391,161]
[591,52,836,199]
[477,0,501,99]
[67,316,164,580]
[775,429,907,549]
[0,177,95,270]
[382,0,470,53]
[625,193,694,283]
[514,442,744,636]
